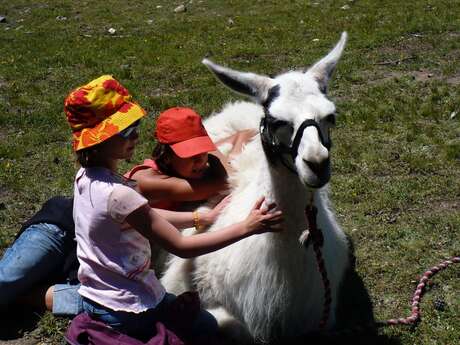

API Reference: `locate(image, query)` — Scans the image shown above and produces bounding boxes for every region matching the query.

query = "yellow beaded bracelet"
[193,211,201,232]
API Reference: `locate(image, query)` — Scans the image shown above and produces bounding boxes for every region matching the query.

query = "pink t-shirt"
[73,167,165,313]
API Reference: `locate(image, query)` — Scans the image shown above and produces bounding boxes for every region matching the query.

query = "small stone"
[341,4,350,10]
[450,111,457,119]
[108,27,116,34]
[174,4,186,13]
[0,16,6,23]
[442,284,451,292]
[433,298,446,311]
[312,38,320,42]
[227,18,234,25]
[56,15,67,21]
[156,5,162,8]
[146,19,154,24]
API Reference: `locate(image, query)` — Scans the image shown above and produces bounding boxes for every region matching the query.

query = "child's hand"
[228,129,258,160]
[243,197,283,234]
[237,129,258,143]
[201,195,232,226]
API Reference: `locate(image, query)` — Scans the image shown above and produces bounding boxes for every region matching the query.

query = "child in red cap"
[64,76,283,342]
[126,107,256,211]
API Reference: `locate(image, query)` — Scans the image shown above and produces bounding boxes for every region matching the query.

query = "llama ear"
[307,32,347,93]
[202,58,276,103]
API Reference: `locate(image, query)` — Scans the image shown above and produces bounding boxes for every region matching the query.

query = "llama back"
[204,101,263,142]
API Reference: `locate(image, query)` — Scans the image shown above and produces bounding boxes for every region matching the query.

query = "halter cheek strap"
[260,113,297,174]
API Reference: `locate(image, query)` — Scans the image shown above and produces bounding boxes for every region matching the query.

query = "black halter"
[260,108,331,174]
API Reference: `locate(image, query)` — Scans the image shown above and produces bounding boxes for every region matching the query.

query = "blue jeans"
[0,223,82,315]
[82,293,218,341]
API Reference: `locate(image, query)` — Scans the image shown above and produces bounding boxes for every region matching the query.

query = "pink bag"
[64,312,184,345]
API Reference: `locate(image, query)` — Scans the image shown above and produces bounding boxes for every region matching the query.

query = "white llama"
[161,33,350,343]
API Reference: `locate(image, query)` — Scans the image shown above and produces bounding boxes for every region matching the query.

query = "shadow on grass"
[333,266,401,345]
[332,240,402,345]
[0,306,41,340]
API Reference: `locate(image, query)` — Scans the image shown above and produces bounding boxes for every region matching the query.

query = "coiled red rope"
[380,255,460,327]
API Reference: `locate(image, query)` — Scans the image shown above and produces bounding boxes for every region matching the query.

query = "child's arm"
[133,155,228,202]
[153,195,231,230]
[126,196,282,258]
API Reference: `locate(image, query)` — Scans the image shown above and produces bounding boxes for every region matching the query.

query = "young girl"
[0,106,255,318]
[65,75,283,341]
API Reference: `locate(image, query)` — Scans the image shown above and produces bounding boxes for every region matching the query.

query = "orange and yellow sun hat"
[64,75,147,151]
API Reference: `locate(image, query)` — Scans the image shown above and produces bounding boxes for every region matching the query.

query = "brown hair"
[151,143,176,176]
[76,146,101,168]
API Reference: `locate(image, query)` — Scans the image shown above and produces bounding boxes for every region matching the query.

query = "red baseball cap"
[155,107,217,158]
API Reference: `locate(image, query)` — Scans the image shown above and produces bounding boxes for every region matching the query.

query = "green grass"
[0,0,459,343]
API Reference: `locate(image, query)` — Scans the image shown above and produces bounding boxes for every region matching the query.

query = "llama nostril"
[304,159,329,175]
[305,161,320,175]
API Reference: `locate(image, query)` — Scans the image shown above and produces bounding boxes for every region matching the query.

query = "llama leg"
[207,306,253,345]
[160,256,194,295]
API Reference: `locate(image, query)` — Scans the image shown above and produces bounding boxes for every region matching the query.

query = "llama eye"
[324,114,336,126]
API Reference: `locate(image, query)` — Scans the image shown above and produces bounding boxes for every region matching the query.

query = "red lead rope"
[304,205,331,329]
[304,205,459,331]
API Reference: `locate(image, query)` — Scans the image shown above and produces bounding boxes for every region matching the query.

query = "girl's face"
[100,130,139,162]
[168,152,209,179]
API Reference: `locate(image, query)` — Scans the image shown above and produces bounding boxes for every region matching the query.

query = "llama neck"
[270,165,311,207]
[233,136,316,238]
[256,149,314,240]
[250,137,313,210]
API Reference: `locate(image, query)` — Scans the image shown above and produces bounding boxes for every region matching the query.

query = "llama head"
[203,32,347,189]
